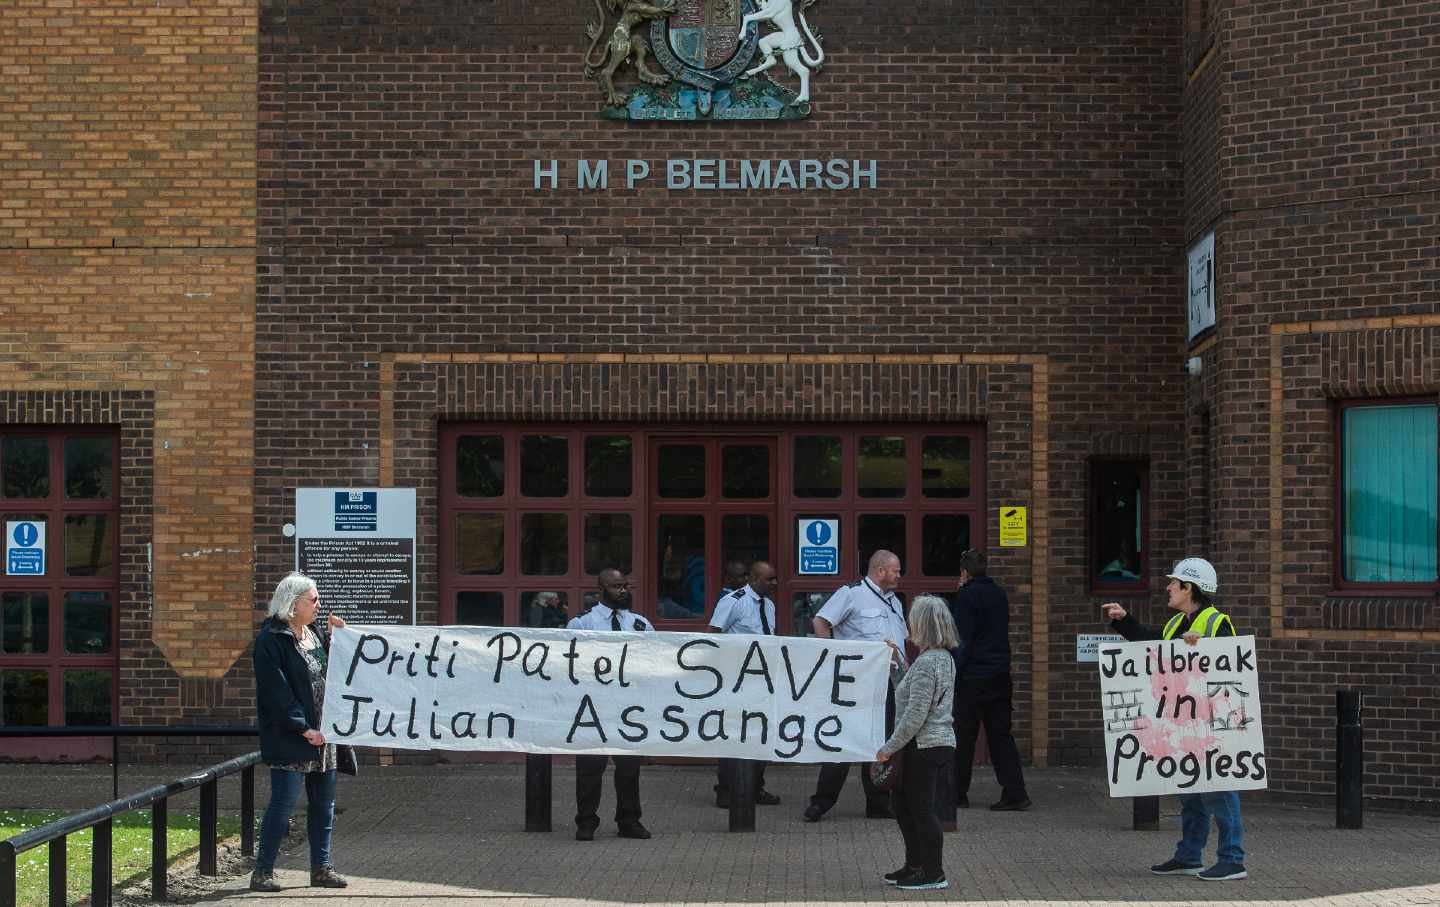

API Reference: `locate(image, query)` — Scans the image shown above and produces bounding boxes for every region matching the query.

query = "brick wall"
[1190,0,1440,804]
[253,0,1186,771]
[1183,46,1223,241]
[1,0,258,756]
[1226,1,1439,210]
[0,0,255,248]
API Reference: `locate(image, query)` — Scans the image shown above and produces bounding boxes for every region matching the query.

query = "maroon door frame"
[0,427,121,761]
[647,435,779,632]
[438,423,987,634]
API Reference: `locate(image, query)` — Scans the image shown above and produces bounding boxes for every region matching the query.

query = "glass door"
[649,438,777,630]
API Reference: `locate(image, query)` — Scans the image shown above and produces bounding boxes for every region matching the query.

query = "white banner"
[1098,635,1268,796]
[322,625,890,762]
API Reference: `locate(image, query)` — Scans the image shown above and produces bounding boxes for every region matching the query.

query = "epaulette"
[846,580,863,588]
[729,588,745,599]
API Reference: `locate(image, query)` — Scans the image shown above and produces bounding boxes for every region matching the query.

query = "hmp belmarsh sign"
[534,158,878,191]
[322,625,889,761]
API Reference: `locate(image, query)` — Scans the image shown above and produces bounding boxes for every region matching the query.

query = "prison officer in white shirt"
[719,559,749,598]
[566,568,652,841]
[802,549,908,822]
[708,560,782,808]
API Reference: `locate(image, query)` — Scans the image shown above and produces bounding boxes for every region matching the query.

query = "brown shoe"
[310,865,348,888]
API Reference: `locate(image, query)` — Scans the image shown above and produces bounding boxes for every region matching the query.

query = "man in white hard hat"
[1101,557,1247,882]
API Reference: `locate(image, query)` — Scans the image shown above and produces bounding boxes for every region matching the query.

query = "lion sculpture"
[583,0,677,108]
[740,0,823,103]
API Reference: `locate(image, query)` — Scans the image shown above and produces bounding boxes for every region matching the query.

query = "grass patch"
[1,808,241,907]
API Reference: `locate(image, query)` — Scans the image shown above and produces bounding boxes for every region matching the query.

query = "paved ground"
[3,762,1439,906]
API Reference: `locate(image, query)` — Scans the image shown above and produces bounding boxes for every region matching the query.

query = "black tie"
[757,598,772,635]
[611,609,622,631]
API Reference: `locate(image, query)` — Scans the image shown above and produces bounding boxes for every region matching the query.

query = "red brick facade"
[5,0,1437,806]
[1183,0,1440,807]
[2,0,257,762]
[252,0,1186,774]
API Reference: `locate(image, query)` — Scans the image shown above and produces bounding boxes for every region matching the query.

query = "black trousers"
[575,754,642,830]
[809,686,895,814]
[952,671,1028,802]
[893,743,954,876]
[715,759,768,796]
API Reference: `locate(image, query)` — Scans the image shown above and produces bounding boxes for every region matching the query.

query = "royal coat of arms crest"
[582,0,824,120]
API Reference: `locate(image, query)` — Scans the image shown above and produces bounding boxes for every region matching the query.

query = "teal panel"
[1343,404,1438,582]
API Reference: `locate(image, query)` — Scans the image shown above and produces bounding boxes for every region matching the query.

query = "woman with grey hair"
[251,572,350,892]
[875,593,958,891]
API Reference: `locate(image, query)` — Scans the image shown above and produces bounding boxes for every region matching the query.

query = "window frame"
[1332,397,1440,595]
[1088,458,1150,595]
[0,427,121,729]
[439,423,987,633]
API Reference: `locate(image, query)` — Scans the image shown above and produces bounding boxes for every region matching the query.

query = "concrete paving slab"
[3,763,1438,906]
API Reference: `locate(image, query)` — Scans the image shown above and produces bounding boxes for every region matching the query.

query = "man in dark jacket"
[949,550,1032,811]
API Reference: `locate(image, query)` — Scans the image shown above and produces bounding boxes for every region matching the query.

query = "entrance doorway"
[439,423,986,631]
[0,429,120,761]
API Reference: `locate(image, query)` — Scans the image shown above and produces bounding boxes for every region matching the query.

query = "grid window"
[455,435,504,498]
[440,424,985,630]
[584,436,633,497]
[521,435,569,497]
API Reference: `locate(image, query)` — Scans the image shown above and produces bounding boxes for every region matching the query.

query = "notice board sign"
[1076,633,1124,663]
[797,518,839,575]
[6,520,46,576]
[1188,230,1216,341]
[1098,635,1267,797]
[296,488,416,625]
[998,507,1027,547]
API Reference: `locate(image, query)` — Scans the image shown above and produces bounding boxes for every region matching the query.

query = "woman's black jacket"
[253,617,329,766]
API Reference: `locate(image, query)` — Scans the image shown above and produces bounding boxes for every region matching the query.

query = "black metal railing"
[0,727,259,907]
[0,725,257,801]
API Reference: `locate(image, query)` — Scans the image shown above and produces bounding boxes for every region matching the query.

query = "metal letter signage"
[583,0,825,120]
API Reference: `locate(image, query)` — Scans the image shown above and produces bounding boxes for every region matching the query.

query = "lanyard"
[863,578,900,619]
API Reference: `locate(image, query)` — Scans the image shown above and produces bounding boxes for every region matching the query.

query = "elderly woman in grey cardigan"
[876,594,958,891]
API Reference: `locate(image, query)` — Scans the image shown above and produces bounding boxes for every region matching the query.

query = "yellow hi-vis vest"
[1162,605,1233,640]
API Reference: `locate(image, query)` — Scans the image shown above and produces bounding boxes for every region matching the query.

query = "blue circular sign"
[13,522,38,547]
[805,520,832,545]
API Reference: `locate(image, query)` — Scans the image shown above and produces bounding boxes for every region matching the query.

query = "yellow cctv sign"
[999,507,1027,547]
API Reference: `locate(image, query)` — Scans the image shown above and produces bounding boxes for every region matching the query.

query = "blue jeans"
[1175,791,1244,865]
[256,768,336,872]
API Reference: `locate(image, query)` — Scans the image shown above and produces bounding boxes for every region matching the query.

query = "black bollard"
[728,760,756,832]
[525,754,553,832]
[1132,796,1160,830]
[1336,689,1363,829]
